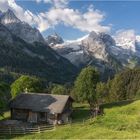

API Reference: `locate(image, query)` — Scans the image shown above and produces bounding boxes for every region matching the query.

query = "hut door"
[38,112,46,122]
[28,112,37,123]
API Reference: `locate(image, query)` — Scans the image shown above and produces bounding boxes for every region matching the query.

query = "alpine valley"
[0,9,140,83]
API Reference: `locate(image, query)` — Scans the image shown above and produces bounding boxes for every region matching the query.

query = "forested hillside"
[97,68,140,103]
[0,23,78,84]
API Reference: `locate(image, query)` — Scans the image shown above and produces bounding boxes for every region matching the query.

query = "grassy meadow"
[1,100,140,139]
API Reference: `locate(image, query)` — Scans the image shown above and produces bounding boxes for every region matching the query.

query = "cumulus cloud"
[0,0,111,33]
[37,7,110,32]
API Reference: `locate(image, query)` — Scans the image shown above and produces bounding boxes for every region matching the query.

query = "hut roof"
[10,93,73,114]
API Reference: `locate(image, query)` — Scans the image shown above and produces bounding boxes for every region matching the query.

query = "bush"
[51,84,67,95]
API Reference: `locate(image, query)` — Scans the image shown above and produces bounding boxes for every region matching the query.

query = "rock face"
[81,31,116,62]
[0,23,13,43]
[0,9,45,43]
[46,33,64,46]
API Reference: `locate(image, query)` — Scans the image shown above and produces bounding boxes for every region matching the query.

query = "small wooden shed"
[9,93,74,124]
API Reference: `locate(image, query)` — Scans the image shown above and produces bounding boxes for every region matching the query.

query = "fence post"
[38,126,40,133]
[23,127,26,134]
[83,119,84,124]
[54,124,56,131]
[9,127,11,135]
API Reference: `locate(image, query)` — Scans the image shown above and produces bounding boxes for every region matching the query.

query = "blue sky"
[1,0,140,40]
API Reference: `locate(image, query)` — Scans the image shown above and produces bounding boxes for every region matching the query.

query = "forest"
[0,67,140,117]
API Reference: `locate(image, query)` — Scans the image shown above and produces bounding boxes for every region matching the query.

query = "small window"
[39,112,46,119]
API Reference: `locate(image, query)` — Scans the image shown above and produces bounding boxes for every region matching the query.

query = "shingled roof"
[10,93,73,114]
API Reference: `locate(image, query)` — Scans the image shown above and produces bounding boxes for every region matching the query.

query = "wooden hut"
[9,93,74,124]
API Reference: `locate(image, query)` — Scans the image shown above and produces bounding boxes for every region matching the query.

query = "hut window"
[39,112,46,119]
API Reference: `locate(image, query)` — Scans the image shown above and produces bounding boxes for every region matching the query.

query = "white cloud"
[114,29,136,43]
[38,6,111,32]
[0,0,111,33]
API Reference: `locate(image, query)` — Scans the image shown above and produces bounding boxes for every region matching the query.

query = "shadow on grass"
[0,134,20,139]
[72,108,90,120]
[101,100,135,109]
[75,106,86,109]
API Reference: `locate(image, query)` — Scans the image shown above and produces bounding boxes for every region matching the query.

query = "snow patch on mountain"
[114,30,136,52]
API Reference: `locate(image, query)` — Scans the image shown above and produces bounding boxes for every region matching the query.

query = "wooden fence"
[0,124,55,135]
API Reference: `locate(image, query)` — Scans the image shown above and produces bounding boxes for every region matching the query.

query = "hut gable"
[10,93,73,114]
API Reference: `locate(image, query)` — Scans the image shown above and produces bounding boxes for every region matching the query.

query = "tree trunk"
[88,100,103,117]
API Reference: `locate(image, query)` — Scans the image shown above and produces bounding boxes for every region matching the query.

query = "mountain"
[0,23,78,83]
[49,31,140,80]
[50,32,117,65]
[0,9,45,43]
[1,9,140,82]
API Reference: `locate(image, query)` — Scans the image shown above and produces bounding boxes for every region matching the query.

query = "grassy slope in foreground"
[2,100,140,139]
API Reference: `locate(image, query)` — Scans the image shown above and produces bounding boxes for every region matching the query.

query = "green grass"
[0,111,10,120]
[2,100,140,139]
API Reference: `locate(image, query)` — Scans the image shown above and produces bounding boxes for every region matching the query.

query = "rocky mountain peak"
[99,32,116,47]
[46,33,64,46]
[0,9,45,44]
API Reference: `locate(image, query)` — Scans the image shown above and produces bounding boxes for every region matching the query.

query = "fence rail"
[0,124,55,135]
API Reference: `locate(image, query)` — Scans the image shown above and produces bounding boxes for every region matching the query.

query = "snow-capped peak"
[136,35,140,42]
[114,30,136,52]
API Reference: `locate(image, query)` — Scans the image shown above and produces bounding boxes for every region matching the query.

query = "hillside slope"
[0,23,78,83]
[10,100,140,139]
